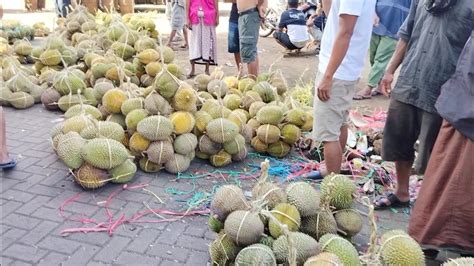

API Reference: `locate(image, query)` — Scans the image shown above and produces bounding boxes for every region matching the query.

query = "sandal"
[374,193,410,210]
[371,89,382,96]
[0,159,17,170]
[422,248,439,260]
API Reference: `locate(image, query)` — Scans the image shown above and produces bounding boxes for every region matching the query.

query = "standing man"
[237,0,266,78]
[228,1,242,72]
[375,0,473,209]
[353,0,411,100]
[312,0,376,175]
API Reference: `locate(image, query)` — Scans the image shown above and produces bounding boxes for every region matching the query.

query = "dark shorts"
[273,31,298,50]
[238,9,260,63]
[228,21,240,53]
[382,99,442,174]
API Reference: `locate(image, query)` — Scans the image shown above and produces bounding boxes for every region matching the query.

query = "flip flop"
[0,159,17,170]
[353,94,372,100]
[374,193,410,210]
[371,90,382,96]
[186,73,196,79]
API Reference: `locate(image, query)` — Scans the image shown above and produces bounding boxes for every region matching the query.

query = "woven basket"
[119,0,134,14]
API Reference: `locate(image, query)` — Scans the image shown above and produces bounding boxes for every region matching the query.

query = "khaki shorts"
[312,71,358,142]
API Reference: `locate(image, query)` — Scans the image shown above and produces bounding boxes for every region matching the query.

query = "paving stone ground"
[1,105,413,265]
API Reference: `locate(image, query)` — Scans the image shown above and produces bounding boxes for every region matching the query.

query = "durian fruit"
[139,157,161,173]
[13,40,32,56]
[207,79,228,98]
[63,114,95,134]
[270,71,288,95]
[102,89,128,114]
[137,48,160,64]
[40,49,62,66]
[223,76,239,89]
[173,133,198,155]
[267,141,291,158]
[227,109,247,130]
[80,121,125,142]
[121,97,144,116]
[235,244,277,266]
[286,182,320,217]
[173,84,197,111]
[154,69,180,99]
[268,203,301,238]
[223,94,242,110]
[144,92,173,116]
[301,210,338,240]
[443,258,474,266]
[319,234,360,266]
[320,174,357,210]
[109,159,137,184]
[206,118,240,144]
[251,136,268,153]
[81,138,129,170]
[252,160,287,209]
[238,78,256,93]
[201,100,231,118]
[160,46,175,64]
[169,111,195,135]
[193,74,211,91]
[164,153,191,173]
[0,87,13,106]
[224,210,265,246]
[199,135,222,155]
[210,150,232,167]
[253,81,276,103]
[74,163,109,189]
[146,140,174,165]
[379,230,425,266]
[167,63,185,80]
[256,105,284,125]
[208,214,224,233]
[286,108,308,127]
[260,235,276,248]
[129,132,151,155]
[210,185,249,221]
[195,110,213,133]
[242,90,263,110]
[137,115,173,141]
[125,109,149,132]
[333,209,363,237]
[106,113,126,128]
[145,61,163,77]
[249,101,266,117]
[57,94,86,112]
[304,252,343,266]
[257,124,281,144]
[56,132,86,169]
[53,70,86,95]
[273,232,321,265]
[8,92,35,109]
[209,232,241,266]
[223,134,246,155]
[281,124,302,145]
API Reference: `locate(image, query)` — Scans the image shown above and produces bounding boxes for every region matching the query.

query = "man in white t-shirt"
[312,0,376,175]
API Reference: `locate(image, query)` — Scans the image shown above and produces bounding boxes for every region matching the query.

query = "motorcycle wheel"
[259,22,275,37]
[259,9,278,37]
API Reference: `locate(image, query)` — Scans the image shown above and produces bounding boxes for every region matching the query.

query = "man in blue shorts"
[228,1,242,72]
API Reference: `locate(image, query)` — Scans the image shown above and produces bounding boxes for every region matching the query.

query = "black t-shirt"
[230,3,239,23]
[278,8,306,29]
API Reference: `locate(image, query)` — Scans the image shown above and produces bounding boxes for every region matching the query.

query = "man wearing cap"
[236,0,267,78]
[312,0,376,175]
[273,0,309,51]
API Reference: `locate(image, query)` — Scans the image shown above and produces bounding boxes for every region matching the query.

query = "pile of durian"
[207,160,426,265]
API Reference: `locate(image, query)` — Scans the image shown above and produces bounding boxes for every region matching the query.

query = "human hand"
[373,14,380,26]
[316,76,332,101]
[306,17,314,27]
[258,5,266,19]
[380,72,394,96]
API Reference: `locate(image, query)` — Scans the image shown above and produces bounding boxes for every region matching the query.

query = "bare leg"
[182,27,189,48]
[167,29,177,47]
[247,57,259,79]
[234,53,241,71]
[323,140,343,175]
[205,63,210,75]
[375,160,412,206]
[0,107,11,164]
[187,60,196,78]
[339,125,348,151]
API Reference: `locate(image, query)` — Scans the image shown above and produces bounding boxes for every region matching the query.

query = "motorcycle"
[259,0,320,38]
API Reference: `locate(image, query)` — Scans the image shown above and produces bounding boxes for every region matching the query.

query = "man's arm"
[257,0,267,18]
[317,14,357,101]
[186,0,191,28]
[321,0,331,15]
